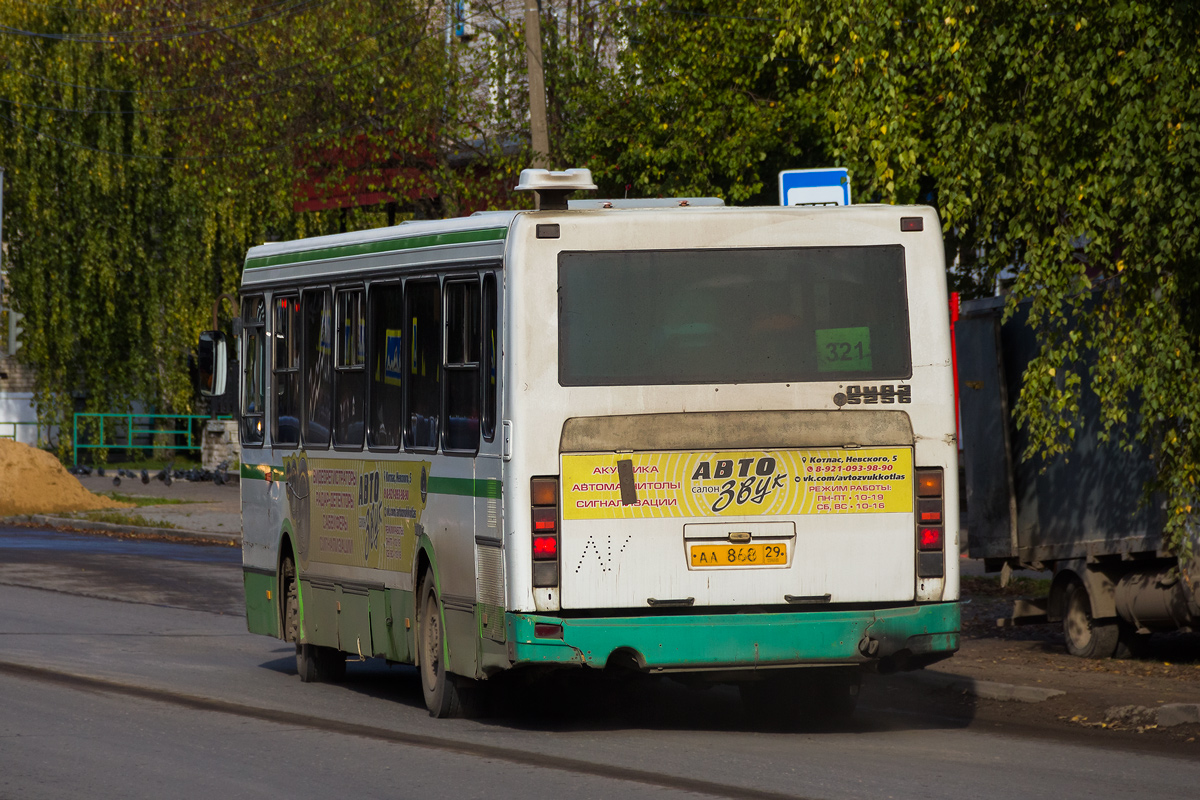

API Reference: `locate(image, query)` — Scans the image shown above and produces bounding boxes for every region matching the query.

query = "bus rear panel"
[502,204,958,677]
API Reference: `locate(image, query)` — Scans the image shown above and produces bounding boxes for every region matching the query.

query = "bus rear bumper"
[507,602,960,673]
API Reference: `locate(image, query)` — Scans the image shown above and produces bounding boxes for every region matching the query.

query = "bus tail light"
[531,476,560,587]
[533,535,558,559]
[919,526,943,550]
[915,468,944,577]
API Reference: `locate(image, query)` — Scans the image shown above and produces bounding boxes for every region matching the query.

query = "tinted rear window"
[558,246,911,386]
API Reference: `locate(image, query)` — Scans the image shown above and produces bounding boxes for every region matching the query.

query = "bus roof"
[241,212,521,280]
[239,203,940,287]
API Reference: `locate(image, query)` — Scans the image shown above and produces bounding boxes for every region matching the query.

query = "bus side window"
[302,289,333,448]
[405,279,441,451]
[241,296,266,447]
[272,295,301,447]
[334,288,365,448]
[443,278,481,453]
[367,283,404,450]
[482,273,497,442]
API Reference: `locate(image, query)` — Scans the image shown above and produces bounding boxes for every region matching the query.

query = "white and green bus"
[205,168,960,720]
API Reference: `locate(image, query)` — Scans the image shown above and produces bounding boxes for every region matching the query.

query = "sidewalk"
[40,473,243,543]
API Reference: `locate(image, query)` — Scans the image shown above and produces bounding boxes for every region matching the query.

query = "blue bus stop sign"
[778,168,851,207]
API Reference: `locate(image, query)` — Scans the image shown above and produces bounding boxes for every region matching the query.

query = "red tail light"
[533,535,558,559]
[919,526,943,550]
[531,476,560,586]
[915,467,945,578]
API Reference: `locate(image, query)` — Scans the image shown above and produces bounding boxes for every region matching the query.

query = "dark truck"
[956,296,1200,657]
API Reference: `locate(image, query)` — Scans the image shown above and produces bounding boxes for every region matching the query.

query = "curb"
[5,514,240,546]
[1157,703,1200,727]
[900,669,1066,703]
[1105,702,1200,728]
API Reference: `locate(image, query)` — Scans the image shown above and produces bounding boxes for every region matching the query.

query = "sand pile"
[0,439,132,516]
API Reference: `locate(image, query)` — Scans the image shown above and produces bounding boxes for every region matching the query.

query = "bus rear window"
[558,246,911,386]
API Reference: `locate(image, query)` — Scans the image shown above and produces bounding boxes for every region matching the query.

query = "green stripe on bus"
[244,227,508,270]
[240,463,500,498]
[508,602,961,670]
[427,477,502,498]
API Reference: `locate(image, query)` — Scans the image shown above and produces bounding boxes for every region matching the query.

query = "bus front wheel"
[296,642,346,683]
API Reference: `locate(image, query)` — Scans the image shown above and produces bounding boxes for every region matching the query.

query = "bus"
[202,168,960,721]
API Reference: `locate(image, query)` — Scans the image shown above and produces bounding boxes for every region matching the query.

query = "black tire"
[282,557,299,644]
[739,668,859,730]
[418,568,465,718]
[296,642,346,683]
[284,557,346,683]
[1062,580,1119,659]
[1114,621,1152,660]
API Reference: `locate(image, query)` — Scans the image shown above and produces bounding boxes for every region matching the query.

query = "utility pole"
[0,165,5,303]
[0,164,7,353]
[524,0,550,169]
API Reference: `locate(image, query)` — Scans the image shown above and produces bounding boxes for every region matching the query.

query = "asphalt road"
[1,524,1199,800]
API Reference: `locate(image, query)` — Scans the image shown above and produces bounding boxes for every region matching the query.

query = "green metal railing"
[72,413,232,465]
[0,421,53,447]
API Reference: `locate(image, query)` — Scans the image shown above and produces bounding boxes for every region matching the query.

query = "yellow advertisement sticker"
[561,448,912,520]
[285,453,430,570]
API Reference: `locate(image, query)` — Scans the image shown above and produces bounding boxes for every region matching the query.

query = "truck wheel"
[1115,621,1152,660]
[418,568,465,718]
[1063,580,1119,659]
[296,642,346,683]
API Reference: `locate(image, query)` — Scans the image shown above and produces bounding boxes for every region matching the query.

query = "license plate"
[689,542,788,568]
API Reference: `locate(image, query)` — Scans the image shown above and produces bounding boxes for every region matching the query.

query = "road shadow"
[257,648,976,736]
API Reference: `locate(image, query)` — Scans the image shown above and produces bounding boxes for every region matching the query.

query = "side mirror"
[198,330,228,397]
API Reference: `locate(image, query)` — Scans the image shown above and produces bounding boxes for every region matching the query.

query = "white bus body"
[234,190,959,719]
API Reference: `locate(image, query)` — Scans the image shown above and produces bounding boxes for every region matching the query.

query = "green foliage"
[79,509,177,528]
[0,1,512,457]
[102,492,197,508]
[551,1,822,203]
[772,0,1200,550]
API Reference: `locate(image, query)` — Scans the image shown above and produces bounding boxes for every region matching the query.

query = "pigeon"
[112,476,121,487]
[141,469,150,484]
[97,467,106,477]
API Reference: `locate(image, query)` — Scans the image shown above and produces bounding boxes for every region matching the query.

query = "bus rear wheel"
[418,568,477,718]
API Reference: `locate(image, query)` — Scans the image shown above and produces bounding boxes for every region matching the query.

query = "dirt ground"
[0,440,130,516]
[899,580,1200,748]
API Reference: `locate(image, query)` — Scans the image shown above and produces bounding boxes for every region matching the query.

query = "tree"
[557,0,825,203]
[774,0,1200,551]
[0,1,494,456]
